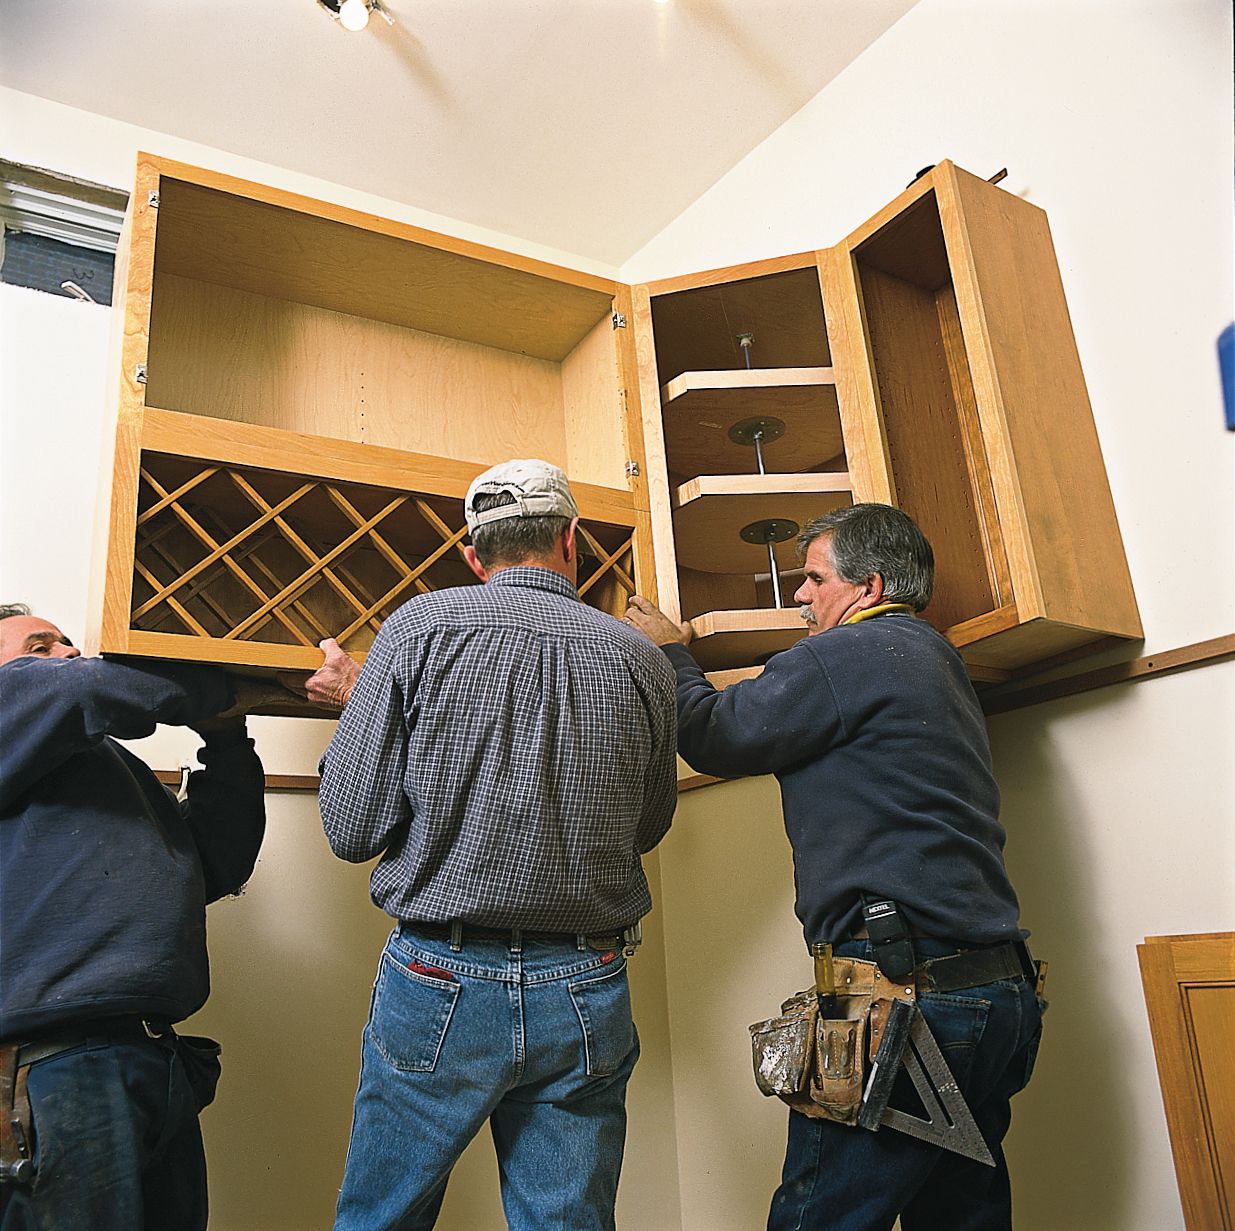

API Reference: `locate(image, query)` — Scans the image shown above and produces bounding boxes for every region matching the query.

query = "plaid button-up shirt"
[319,567,678,932]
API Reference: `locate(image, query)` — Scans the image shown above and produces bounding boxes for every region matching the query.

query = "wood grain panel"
[91,158,164,655]
[631,284,683,620]
[937,283,1013,607]
[818,245,895,504]
[941,163,1141,638]
[138,408,636,526]
[649,267,831,383]
[610,285,659,606]
[562,312,626,489]
[677,567,760,622]
[149,168,614,362]
[687,607,808,670]
[660,368,843,478]
[856,261,996,630]
[672,477,851,574]
[643,252,819,297]
[145,273,569,467]
[1139,933,1235,1231]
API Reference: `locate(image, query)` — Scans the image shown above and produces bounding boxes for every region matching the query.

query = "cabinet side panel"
[631,285,682,621]
[856,264,998,632]
[89,159,161,655]
[819,247,895,505]
[611,286,660,608]
[944,166,1141,637]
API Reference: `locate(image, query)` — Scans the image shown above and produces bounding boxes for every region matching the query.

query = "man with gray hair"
[0,602,266,1231]
[625,502,1043,1231]
[314,459,677,1231]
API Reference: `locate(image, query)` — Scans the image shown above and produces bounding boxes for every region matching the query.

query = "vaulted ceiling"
[0,0,919,266]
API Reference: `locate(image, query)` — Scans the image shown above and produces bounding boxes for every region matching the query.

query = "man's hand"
[302,638,361,709]
[190,713,248,738]
[203,676,305,727]
[624,595,693,647]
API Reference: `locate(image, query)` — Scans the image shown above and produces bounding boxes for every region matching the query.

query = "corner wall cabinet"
[91,156,1140,688]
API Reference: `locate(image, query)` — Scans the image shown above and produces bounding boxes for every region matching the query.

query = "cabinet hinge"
[625,459,640,477]
[147,191,160,209]
[612,312,627,329]
[134,363,148,384]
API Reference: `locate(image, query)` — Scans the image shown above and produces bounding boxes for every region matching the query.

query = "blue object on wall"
[1220,323,1235,431]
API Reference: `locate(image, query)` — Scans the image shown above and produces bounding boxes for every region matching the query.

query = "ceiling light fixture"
[315,0,394,31]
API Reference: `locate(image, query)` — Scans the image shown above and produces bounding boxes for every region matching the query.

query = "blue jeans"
[0,1031,213,1231]
[767,939,1045,1231]
[334,927,640,1231]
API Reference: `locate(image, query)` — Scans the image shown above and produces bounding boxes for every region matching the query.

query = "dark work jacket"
[663,614,1022,946]
[0,655,266,1039]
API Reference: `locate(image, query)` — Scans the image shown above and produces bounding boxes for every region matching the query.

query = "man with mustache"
[625,503,1043,1231]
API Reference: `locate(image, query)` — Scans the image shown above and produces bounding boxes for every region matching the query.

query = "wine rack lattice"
[131,453,636,658]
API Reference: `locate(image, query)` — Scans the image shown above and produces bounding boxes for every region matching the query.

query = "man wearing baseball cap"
[313,459,678,1231]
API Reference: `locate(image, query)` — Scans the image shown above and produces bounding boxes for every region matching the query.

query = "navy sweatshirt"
[664,614,1022,946]
[0,655,266,1039]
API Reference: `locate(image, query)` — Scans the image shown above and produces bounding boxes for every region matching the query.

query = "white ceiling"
[0,0,919,266]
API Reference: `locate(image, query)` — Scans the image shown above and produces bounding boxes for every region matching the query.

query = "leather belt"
[402,922,628,952]
[917,941,1034,994]
[10,1016,173,1070]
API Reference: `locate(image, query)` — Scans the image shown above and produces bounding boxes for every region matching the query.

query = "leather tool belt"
[749,941,1033,1124]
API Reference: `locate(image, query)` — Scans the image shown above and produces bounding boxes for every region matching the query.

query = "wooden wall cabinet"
[89,154,653,673]
[90,156,1140,689]
[632,161,1141,679]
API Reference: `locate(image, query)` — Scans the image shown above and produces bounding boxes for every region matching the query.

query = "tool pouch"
[749,989,817,1101]
[749,957,915,1126]
[809,1015,866,1124]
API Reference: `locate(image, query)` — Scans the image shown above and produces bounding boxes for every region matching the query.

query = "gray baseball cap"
[464,458,580,533]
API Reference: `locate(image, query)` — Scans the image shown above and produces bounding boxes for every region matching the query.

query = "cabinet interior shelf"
[672,473,852,574]
[660,367,843,477]
[687,607,808,671]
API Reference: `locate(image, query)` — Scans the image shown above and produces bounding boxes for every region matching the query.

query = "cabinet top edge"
[639,251,823,297]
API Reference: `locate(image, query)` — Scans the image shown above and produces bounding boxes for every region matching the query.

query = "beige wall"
[3,1,1233,1226]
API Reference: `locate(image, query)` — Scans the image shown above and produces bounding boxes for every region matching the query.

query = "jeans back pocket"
[569,963,635,1077]
[369,952,461,1073]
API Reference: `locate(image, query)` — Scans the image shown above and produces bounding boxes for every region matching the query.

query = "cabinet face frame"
[89,153,652,666]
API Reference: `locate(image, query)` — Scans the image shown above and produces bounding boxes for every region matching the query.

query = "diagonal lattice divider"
[132,454,641,654]
[133,459,477,648]
[134,471,316,622]
[222,472,405,641]
[576,524,636,600]
[136,466,317,645]
[332,501,469,645]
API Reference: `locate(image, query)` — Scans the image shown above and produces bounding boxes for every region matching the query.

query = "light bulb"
[339,0,370,31]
